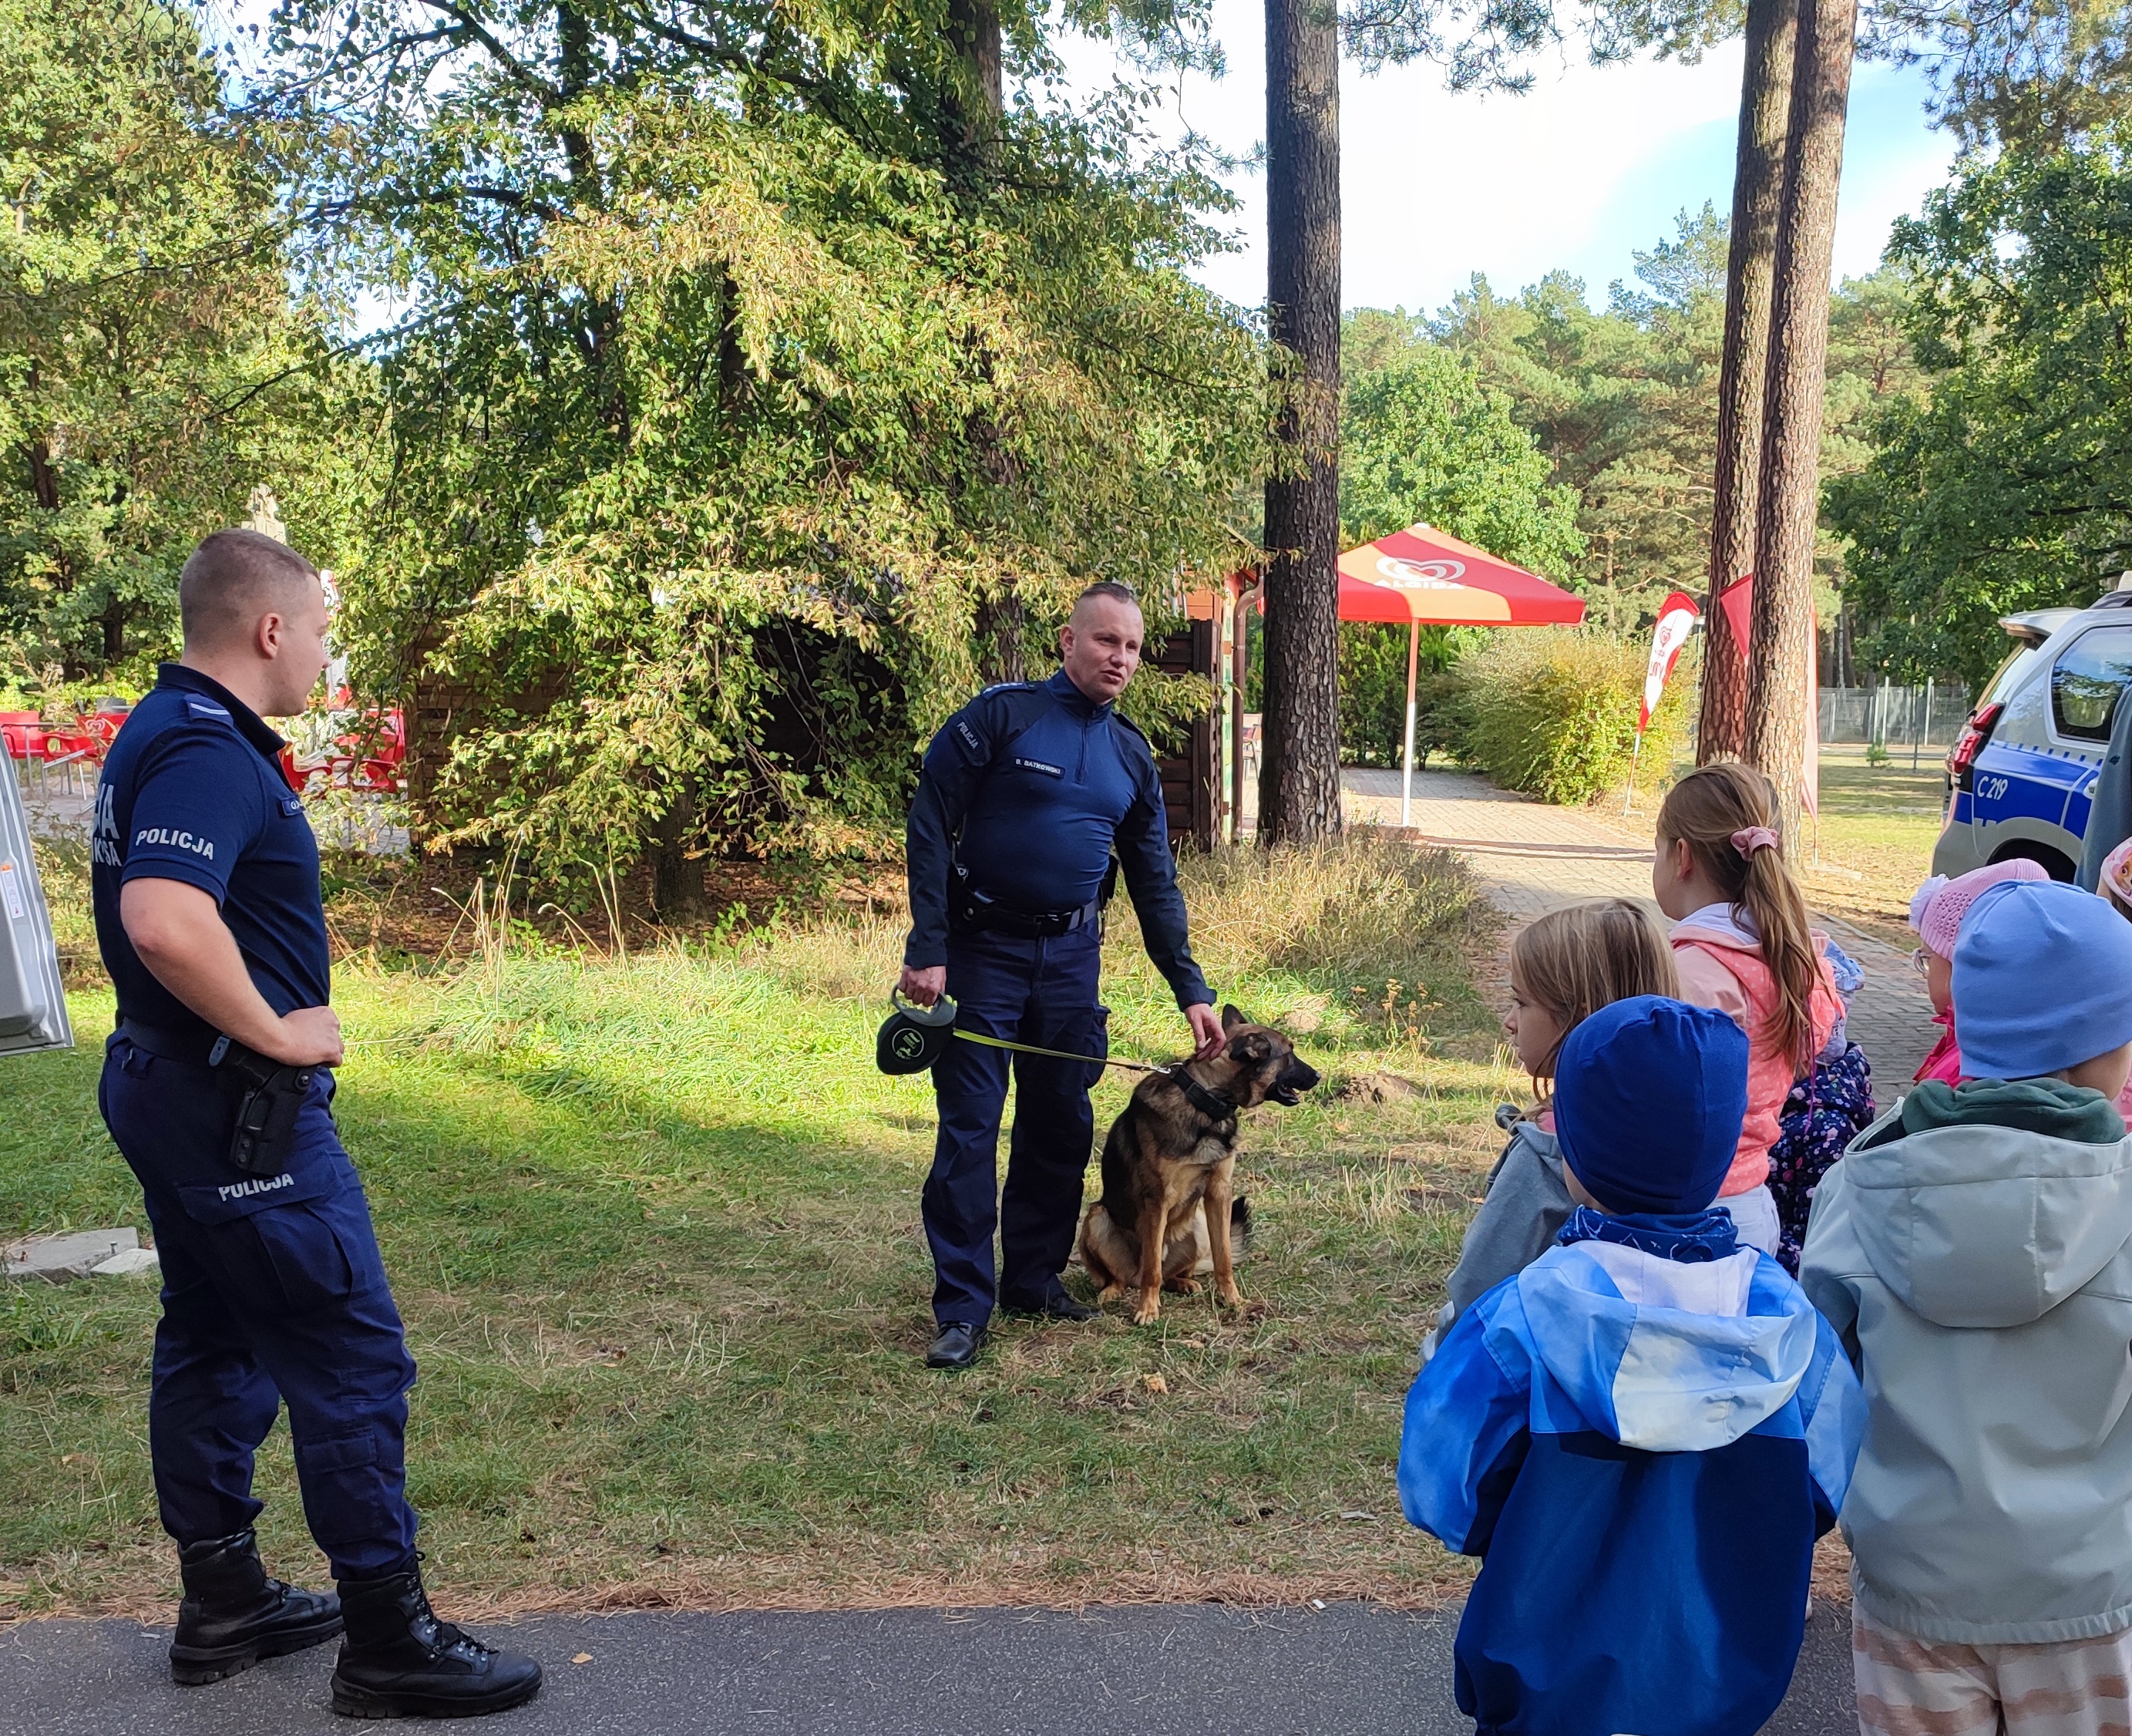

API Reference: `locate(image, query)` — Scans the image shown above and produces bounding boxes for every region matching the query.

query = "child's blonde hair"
[1656,762,1821,1069]
[1510,898,1680,1090]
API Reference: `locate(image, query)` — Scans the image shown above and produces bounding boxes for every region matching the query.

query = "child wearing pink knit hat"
[1909,860,2052,1086]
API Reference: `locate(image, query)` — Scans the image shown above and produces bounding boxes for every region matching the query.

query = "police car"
[1935,579,2132,881]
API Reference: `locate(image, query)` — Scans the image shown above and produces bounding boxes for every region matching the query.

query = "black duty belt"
[115,1017,221,1066]
[950,890,1103,939]
[949,856,1117,940]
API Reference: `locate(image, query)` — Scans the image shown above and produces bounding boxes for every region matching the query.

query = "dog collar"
[1163,1067,1236,1125]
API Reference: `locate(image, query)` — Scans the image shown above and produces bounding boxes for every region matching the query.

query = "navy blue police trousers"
[924,924,1108,1326]
[99,1034,419,1580]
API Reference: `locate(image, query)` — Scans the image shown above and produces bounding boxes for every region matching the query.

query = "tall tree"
[1262,0,1560,844]
[1829,145,2132,686]
[943,0,1026,686]
[0,0,339,680]
[1700,0,1797,762]
[1259,0,1344,844]
[271,0,1263,884]
[1744,0,1859,840]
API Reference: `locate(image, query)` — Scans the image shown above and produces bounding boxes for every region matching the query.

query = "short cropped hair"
[179,529,320,651]
[1072,580,1140,614]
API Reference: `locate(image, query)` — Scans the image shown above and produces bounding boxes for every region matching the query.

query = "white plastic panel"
[0,755,73,1055]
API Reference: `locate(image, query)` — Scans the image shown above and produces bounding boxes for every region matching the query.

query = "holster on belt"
[211,1038,314,1176]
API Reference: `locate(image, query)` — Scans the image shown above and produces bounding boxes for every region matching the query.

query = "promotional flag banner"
[1641,590,1701,732]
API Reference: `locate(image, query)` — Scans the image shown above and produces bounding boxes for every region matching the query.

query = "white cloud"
[1051,0,1959,315]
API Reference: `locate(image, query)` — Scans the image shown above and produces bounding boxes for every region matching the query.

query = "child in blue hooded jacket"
[1399,996,1865,1736]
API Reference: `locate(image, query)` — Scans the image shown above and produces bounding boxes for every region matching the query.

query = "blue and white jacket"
[1399,1209,1865,1736]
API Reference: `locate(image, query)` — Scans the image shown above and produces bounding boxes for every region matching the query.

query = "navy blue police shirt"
[905,668,1211,1009]
[91,664,330,1041]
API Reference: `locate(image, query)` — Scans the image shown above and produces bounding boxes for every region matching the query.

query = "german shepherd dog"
[1078,1006,1319,1326]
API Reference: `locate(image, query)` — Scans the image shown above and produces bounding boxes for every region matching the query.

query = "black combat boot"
[169,1528,343,1686]
[329,1560,542,1719]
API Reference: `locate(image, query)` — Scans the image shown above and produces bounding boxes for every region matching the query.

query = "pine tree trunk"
[1259,0,1342,846]
[1744,0,1857,847]
[1700,0,1797,764]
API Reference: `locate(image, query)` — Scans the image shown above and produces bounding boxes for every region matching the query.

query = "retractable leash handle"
[873,987,1168,1077]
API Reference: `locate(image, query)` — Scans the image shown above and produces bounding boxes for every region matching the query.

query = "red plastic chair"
[0,712,41,760]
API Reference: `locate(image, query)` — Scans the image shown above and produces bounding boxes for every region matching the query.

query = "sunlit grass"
[0,839,1514,1617]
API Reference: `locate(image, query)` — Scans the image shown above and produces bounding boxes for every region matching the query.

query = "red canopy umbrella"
[1337,523,1585,823]
[1338,523,1586,627]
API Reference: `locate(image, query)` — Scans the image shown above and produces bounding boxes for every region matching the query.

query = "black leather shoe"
[1002,1283,1098,1322]
[329,1561,541,1719]
[926,1321,988,1369]
[169,1528,342,1686]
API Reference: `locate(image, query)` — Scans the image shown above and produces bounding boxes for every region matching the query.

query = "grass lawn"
[1,840,1515,1619]
[1798,745,1950,950]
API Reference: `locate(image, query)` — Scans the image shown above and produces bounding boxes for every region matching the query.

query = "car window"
[2052,625,2132,741]
[1982,642,2044,705]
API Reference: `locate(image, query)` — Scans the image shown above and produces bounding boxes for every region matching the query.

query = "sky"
[203,0,1962,325]
[1052,0,1961,317]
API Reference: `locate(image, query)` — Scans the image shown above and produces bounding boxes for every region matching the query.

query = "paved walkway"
[1345,767,1941,1085]
[0,1598,1855,1736]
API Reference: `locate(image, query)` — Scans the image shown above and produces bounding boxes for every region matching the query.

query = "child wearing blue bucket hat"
[1400,995,1864,1736]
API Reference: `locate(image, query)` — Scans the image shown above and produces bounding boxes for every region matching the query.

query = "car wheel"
[1989,840,2077,882]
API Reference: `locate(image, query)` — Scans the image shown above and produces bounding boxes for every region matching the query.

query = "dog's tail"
[1229,1194,1252,1250]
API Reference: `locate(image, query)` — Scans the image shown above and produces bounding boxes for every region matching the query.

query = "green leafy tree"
[264,0,1264,897]
[1828,140,2132,686]
[0,0,341,681]
[1431,209,1728,630]
[1340,325,1586,567]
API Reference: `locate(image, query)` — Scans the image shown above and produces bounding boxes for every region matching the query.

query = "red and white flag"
[1640,590,1701,732]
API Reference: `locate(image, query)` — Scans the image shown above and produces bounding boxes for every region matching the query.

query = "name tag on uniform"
[1014,757,1063,778]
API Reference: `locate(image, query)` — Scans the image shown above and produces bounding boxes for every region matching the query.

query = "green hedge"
[1454,628,1692,806]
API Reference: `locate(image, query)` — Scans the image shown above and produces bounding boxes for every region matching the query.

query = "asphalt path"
[0,1597,1855,1735]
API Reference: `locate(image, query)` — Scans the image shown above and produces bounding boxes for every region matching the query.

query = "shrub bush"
[1454,628,1690,805]
[1337,623,1473,768]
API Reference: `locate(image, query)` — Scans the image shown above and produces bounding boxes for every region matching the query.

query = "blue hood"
[1515,1236,1821,1453]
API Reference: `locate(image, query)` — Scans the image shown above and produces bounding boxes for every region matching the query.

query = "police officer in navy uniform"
[92,529,540,1717]
[900,581,1223,1369]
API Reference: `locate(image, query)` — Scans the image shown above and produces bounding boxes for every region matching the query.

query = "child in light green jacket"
[1802,879,2132,1736]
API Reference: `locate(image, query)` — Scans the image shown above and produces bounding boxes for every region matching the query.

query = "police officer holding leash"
[92,529,540,1718]
[900,581,1222,1370]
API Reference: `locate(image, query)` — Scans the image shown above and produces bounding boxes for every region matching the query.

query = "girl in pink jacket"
[1653,764,1842,1255]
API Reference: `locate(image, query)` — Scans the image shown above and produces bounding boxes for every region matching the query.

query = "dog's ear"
[1227,1031,1273,1064]
[1221,1004,1249,1033]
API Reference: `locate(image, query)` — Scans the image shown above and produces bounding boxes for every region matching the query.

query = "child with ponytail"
[1653,764,1844,1257]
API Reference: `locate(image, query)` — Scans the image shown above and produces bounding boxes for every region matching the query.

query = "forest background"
[8,0,2132,898]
